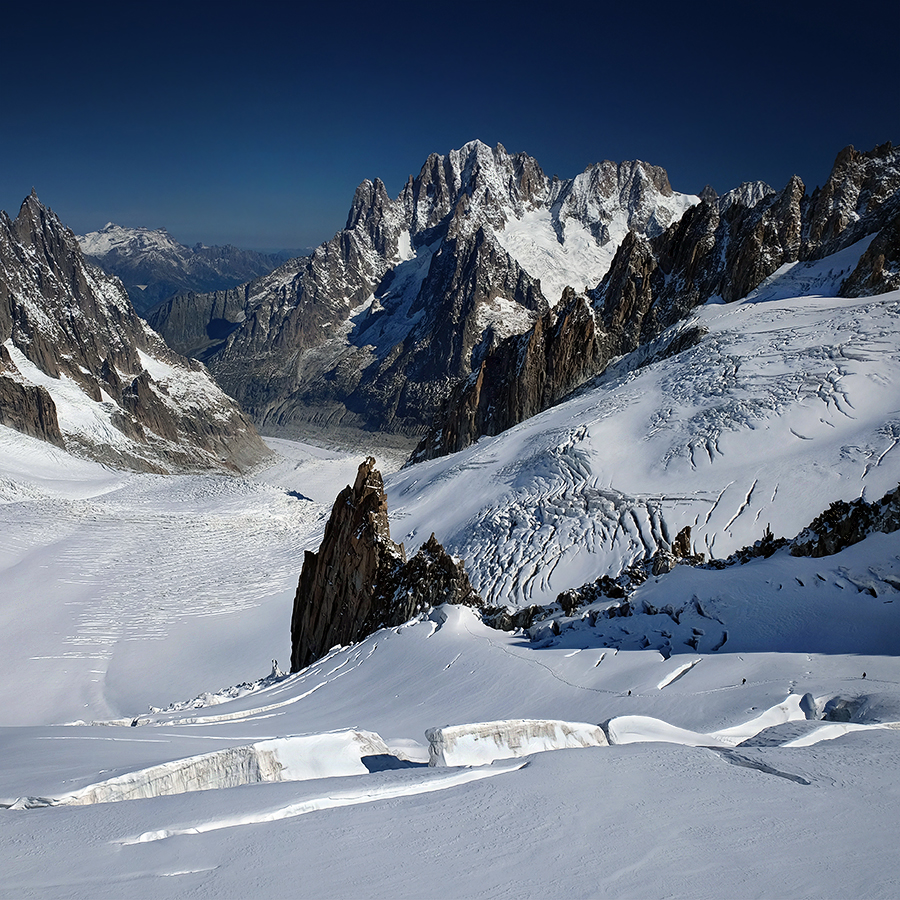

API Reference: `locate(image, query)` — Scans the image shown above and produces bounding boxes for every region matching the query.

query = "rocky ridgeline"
[0,192,271,472]
[414,142,900,461]
[149,141,697,440]
[290,458,481,671]
[790,484,900,558]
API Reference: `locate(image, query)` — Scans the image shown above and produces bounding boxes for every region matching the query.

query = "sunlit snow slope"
[389,238,900,606]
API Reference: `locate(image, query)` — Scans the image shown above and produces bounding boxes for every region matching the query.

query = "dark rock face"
[840,208,900,297]
[806,142,900,260]
[0,345,63,446]
[290,458,481,671]
[414,142,900,462]
[790,485,900,558]
[78,223,293,314]
[410,288,606,460]
[0,191,272,472]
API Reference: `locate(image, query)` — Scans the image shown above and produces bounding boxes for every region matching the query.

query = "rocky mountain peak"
[13,191,81,270]
[345,177,392,229]
[148,141,698,441]
[412,140,900,463]
[718,181,775,215]
[405,140,550,241]
[290,458,482,671]
[804,141,900,258]
[548,158,695,246]
[344,177,403,259]
[0,192,272,473]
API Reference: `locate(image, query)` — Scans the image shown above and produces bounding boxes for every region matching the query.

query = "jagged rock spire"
[290,458,481,671]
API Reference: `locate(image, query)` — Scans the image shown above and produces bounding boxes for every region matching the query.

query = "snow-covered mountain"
[391,248,900,609]
[0,191,272,472]
[78,222,295,314]
[414,141,900,460]
[1,252,899,893]
[148,141,698,438]
[2,143,900,899]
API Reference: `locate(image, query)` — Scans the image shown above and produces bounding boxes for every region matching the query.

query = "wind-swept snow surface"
[389,273,900,607]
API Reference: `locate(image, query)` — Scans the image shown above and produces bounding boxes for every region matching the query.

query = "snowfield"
[1,247,900,898]
[389,248,900,607]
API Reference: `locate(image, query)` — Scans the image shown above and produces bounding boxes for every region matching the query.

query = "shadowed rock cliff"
[290,457,481,671]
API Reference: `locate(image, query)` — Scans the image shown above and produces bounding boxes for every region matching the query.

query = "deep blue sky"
[3,1,897,251]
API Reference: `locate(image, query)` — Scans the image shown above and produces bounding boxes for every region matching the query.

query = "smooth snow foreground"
[1,272,900,898]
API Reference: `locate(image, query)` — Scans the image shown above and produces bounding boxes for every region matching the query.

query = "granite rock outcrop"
[290,457,481,671]
[790,484,900,558]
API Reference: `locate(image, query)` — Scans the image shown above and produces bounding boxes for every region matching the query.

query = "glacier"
[1,238,899,897]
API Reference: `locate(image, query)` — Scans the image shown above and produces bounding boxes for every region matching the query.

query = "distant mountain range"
[412,141,900,460]
[4,139,899,475]
[0,191,272,472]
[147,140,699,441]
[146,139,900,460]
[77,222,304,314]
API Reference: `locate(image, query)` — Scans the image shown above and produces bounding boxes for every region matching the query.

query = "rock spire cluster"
[290,458,482,671]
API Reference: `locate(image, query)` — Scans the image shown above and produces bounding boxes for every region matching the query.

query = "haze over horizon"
[4,0,897,251]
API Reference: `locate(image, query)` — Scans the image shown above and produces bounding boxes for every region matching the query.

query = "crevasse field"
[1,252,899,898]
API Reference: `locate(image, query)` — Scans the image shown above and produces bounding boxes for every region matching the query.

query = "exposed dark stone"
[0,346,63,446]
[805,142,900,260]
[480,605,551,631]
[290,458,482,671]
[840,207,900,297]
[670,526,693,559]
[790,484,900,558]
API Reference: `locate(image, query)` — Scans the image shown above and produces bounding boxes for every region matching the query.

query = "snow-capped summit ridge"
[78,222,181,257]
[148,140,698,440]
[718,181,775,213]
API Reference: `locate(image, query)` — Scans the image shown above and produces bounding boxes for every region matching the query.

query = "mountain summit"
[0,193,272,472]
[149,141,697,441]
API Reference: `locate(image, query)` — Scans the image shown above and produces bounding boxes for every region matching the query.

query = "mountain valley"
[1,139,899,899]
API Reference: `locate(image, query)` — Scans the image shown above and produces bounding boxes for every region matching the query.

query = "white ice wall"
[425,719,608,766]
